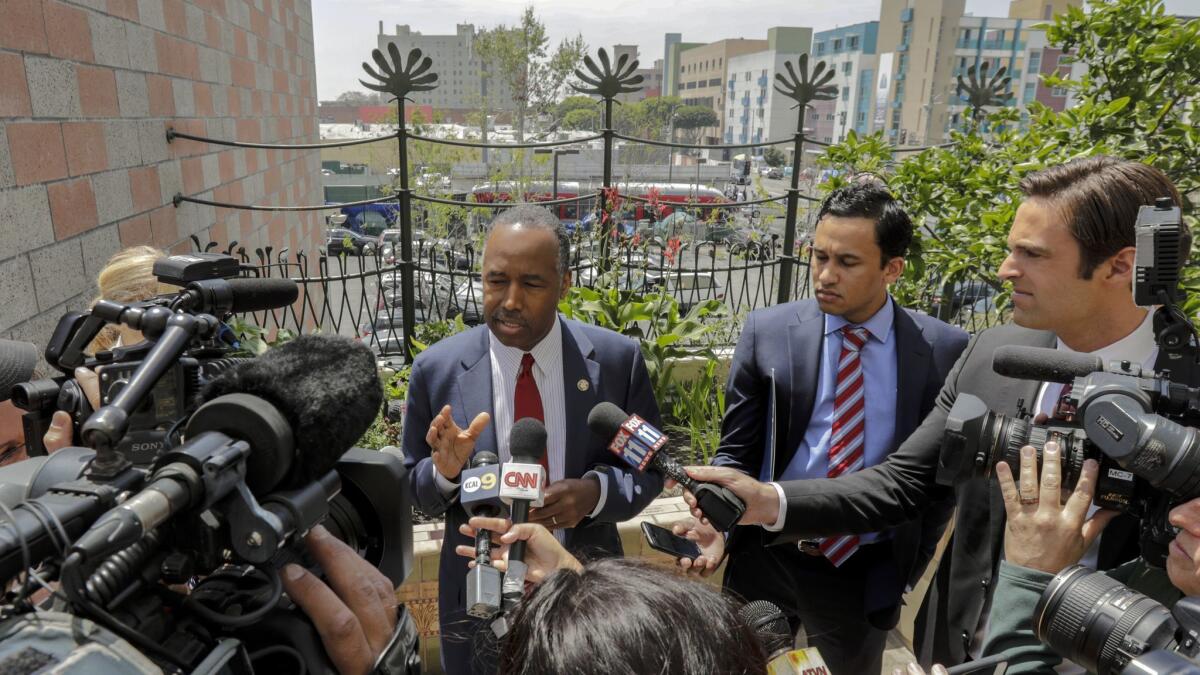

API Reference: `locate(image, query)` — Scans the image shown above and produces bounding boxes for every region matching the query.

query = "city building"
[376,23,513,117]
[637,59,665,99]
[725,28,815,155]
[808,22,880,144]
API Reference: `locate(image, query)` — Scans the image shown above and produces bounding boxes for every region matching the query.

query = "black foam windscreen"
[509,418,546,463]
[992,345,1104,384]
[201,334,382,489]
[586,401,628,441]
[224,278,299,313]
[472,451,500,468]
[738,600,792,660]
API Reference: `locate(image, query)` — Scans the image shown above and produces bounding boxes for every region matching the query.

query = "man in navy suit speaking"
[401,205,662,674]
[681,182,968,674]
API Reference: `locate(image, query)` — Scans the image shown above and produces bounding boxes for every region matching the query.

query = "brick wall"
[0,0,324,348]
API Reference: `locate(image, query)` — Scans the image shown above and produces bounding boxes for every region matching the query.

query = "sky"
[311,0,1200,100]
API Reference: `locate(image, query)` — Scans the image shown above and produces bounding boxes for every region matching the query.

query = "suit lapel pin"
[577,378,589,392]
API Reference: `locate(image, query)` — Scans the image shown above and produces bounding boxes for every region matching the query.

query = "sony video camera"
[937,198,1200,565]
[1035,565,1200,675]
[12,253,271,463]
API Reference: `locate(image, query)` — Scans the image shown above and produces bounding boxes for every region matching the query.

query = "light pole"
[667,110,681,185]
[534,147,580,200]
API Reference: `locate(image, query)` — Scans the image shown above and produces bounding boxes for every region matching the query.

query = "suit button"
[962,630,971,643]
[981,578,990,589]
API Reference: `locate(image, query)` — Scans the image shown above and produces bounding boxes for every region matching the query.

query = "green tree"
[672,104,719,143]
[763,147,786,167]
[562,107,600,131]
[477,6,587,142]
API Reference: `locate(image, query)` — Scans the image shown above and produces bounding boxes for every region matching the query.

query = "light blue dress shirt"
[779,297,898,543]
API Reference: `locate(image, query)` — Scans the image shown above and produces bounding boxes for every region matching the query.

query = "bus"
[467,181,729,226]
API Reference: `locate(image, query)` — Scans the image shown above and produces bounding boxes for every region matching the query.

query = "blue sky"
[312,0,1200,99]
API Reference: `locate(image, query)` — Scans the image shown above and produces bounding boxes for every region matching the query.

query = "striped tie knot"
[840,326,869,352]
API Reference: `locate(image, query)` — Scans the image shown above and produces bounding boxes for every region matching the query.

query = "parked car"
[449,279,486,325]
[929,276,998,317]
[324,228,377,256]
[767,167,784,179]
[646,272,726,314]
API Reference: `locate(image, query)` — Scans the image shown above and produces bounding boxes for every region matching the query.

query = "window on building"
[857,111,866,122]
[833,38,843,50]
[1023,82,1036,100]
[761,68,768,77]
[816,42,825,55]
[849,36,859,49]
[1051,86,1067,97]
[842,88,850,101]
[892,109,901,126]
[962,28,972,41]
[1028,51,1041,71]
[745,71,751,80]
[843,61,852,75]
[902,24,911,43]
[825,136,833,143]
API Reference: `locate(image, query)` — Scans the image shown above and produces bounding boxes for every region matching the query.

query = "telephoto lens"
[1034,565,1180,674]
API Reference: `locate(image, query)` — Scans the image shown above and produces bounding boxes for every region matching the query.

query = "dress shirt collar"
[488,315,562,374]
[824,294,895,344]
[1055,307,1156,366]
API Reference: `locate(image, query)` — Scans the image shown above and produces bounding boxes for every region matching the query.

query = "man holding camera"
[676,156,1193,666]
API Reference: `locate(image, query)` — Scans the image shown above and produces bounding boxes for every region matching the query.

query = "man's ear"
[559,270,572,300]
[883,257,905,285]
[1105,246,1137,282]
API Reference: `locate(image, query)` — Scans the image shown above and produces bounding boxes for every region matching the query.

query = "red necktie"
[514,353,549,475]
[820,326,869,567]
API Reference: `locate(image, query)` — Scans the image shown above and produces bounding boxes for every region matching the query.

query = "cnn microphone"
[587,402,745,531]
[498,418,547,613]
[992,345,1104,384]
[461,451,505,618]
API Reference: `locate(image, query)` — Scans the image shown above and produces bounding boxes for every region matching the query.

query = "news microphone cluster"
[587,402,745,531]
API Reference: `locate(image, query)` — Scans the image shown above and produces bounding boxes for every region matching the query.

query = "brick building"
[0,0,324,347]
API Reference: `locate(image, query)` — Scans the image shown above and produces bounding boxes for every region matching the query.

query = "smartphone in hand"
[641,522,702,559]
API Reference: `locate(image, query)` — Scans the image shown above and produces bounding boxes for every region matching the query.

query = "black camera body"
[11,253,251,462]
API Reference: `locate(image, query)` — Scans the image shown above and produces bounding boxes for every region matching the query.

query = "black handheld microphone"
[992,345,1104,384]
[498,418,547,612]
[739,600,792,661]
[461,451,505,618]
[587,402,745,531]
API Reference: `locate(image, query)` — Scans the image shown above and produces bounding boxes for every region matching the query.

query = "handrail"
[167,127,400,150]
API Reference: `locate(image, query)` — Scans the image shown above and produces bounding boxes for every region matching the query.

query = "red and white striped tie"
[820,326,869,567]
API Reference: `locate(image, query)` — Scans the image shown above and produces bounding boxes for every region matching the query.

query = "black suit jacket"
[712,299,969,628]
[773,323,1149,665]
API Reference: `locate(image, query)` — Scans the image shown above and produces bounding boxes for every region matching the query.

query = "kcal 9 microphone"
[588,402,745,531]
[461,451,505,618]
[992,345,1104,384]
[499,418,547,611]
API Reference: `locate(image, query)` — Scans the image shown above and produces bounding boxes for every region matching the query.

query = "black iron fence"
[171,47,999,361]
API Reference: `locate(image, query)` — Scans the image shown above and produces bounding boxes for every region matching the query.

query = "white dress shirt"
[432,320,608,532]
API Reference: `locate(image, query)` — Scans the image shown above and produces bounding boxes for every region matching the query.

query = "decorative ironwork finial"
[773,54,838,109]
[360,43,439,102]
[571,47,643,100]
[956,61,1013,120]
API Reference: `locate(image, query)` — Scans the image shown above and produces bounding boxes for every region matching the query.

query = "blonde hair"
[89,246,168,353]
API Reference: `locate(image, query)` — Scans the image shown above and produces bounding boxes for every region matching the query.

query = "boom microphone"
[587,402,745,531]
[198,334,383,490]
[992,345,1104,384]
[499,418,547,612]
[178,277,299,314]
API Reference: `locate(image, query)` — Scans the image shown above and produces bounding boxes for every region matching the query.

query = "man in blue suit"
[401,205,663,675]
[686,183,968,674]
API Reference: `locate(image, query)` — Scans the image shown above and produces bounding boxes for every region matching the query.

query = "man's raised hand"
[426,405,490,480]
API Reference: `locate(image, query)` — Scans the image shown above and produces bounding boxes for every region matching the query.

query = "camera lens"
[1035,566,1178,675]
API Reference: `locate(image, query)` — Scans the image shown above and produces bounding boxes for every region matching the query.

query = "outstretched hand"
[426,405,490,480]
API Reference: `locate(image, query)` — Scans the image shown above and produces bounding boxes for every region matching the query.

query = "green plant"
[666,358,726,465]
[226,318,300,356]
[558,267,729,405]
